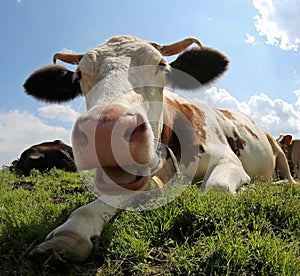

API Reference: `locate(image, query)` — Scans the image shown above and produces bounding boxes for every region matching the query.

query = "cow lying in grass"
[24,35,294,262]
[11,140,76,176]
[277,134,300,179]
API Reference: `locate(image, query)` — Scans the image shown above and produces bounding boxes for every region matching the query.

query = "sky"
[1,0,300,166]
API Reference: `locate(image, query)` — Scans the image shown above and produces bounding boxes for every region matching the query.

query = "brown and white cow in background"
[11,140,76,176]
[277,134,300,179]
[24,35,294,262]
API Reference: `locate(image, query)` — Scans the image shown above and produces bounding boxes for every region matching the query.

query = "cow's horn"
[53,53,84,65]
[151,37,203,56]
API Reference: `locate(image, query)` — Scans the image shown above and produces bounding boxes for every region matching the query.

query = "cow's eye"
[76,70,82,80]
[158,62,168,73]
[74,70,82,82]
[159,61,167,67]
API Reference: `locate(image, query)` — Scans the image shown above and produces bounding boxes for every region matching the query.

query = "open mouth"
[94,165,150,194]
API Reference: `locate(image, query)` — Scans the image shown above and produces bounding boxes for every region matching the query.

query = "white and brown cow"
[11,140,76,176]
[24,35,294,262]
[277,134,300,179]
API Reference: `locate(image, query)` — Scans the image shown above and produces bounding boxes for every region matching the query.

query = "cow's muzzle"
[72,107,162,192]
[73,108,157,168]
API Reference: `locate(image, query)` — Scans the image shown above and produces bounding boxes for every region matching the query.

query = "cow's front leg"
[202,158,251,194]
[30,197,121,262]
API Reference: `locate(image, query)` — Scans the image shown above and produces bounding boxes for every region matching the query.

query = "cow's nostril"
[73,125,89,148]
[123,123,147,143]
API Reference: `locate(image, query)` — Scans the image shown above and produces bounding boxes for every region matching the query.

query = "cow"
[23,35,294,262]
[11,140,76,176]
[277,134,300,179]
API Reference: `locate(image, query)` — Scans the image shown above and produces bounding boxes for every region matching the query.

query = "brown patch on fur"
[226,129,247,157]
[244,125,259,140]
[161,97,206,167]
[29,140,71,152]
[215,128,226,144]
[218,109,235,121]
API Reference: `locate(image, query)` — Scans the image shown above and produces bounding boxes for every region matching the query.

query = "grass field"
[0,169,300,275]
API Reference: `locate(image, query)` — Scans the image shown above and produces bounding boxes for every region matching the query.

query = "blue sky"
[1,0,300,166]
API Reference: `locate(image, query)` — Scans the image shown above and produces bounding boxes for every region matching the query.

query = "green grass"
[1,169,300,275]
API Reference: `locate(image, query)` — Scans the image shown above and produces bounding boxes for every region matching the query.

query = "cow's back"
[290,140,300,163]
[290,140,300,178]
[164,91,281,183]
[13,140,76,175]
[214,109,276,179]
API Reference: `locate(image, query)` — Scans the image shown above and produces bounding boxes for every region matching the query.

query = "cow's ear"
[169,47,229,90]
[24,64,82,103]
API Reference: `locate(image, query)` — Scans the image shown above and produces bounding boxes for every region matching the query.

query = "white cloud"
[245,33,257,45]
[59,48,76,54]
[293,70,300,84]
[252,0,300,51]
[38,104,81,122]
[0,110,72,166]
[199,87,250,115]
[203,87,300,136]
[294,89,300,107]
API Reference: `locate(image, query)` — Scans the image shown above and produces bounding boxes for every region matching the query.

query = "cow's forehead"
[104,35,150,53]
[83,35,161,63]
[77,35,165,95]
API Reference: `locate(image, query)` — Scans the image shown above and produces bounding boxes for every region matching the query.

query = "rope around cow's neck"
[149,145,180,189]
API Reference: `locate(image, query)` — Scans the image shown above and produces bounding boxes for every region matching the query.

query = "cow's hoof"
[29,230,92,263]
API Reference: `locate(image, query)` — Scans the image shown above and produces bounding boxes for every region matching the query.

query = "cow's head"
[24,35,228,194]
[276,134,293,155]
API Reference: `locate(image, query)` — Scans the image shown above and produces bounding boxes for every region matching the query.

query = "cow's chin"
[94,166,150,195]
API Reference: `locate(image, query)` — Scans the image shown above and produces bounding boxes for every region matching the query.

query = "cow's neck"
[161,92,206,168]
